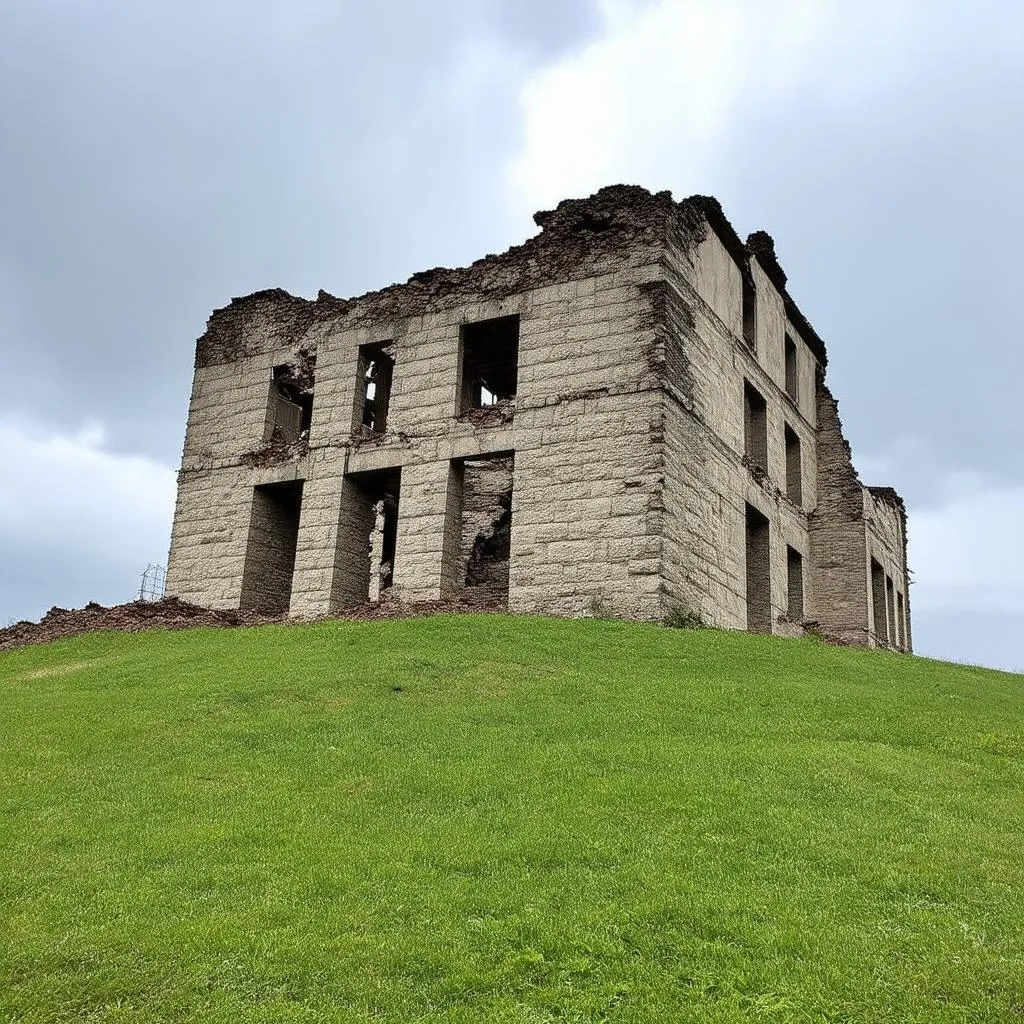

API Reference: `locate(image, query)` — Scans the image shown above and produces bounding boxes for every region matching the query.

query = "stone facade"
[166,185,912,650]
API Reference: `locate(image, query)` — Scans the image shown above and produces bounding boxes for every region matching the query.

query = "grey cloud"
[0,0,607,622]
[488,0,602,55]
[0,0,604,462]
[696,2,1024,508]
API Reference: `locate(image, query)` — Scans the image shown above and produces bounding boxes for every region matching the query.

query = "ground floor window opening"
[239,480,304,614]
[745,503,771,633]
[331,467,401,608]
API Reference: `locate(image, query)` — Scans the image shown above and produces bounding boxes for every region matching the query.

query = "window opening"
[266,353,315,443]
[368,497,399,602]
[745,503,771,633]
[331,467,401,608]
[784,334,799,401]
[787,546,804,620]
[886,575,896,649]
[784,424,802,506]
[459,315,519,414]
[742,271,756,349]
[356,342,395,434]
[239,481,304,614]
[871,558,889,645]
[460,455,513,606]
[744,381,768,473]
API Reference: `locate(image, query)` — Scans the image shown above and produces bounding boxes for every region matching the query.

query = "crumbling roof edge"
[204,286,345,319]
[867,485,909,519]
[682,195,749,272]
[196,186,831,371]
[683,195,829,368]
[195,185,675,366]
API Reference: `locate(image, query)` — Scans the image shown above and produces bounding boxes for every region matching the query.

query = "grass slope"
[1,616,1022,1023]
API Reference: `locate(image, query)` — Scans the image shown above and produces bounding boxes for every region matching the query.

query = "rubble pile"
[0,596,504,653]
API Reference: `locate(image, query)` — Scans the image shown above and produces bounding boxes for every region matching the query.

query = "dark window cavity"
[459,315,519,413]
[785,334,799,402]
[784,424,802,506]
[437,453,516,607]
[871,558,889,645]
[742,271,756,349]
[240,481,304,614]
[266,356,315,443]
[744,381,768,472]
[886,575,896,648]
[745,503,771,633]
[331,468,401,608]
[356,342,395,434]
[787,546,804,621]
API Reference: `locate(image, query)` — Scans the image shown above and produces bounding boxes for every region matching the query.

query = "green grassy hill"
[1,616,1022,1023]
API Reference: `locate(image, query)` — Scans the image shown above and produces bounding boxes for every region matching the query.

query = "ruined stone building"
[166,185,911,650]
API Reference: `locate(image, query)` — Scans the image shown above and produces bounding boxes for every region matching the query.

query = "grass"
[1,614,1022,1023]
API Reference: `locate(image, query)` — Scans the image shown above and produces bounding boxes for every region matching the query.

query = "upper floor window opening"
[356,342,395,434]
[265,354,315,444]
[784,423,802,506]
[743,380,768,473]
[459,314,519,414]
[741,270,756,350]
[784,334,799,402]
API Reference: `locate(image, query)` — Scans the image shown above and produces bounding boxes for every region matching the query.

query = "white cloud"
[909,473,1024,614]
[0,415,175,611]
[507,0,913,212]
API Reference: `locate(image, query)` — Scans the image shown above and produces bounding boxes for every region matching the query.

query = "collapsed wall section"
[458,456,514,607]
[195,289,319,368]
[807,382,870,644]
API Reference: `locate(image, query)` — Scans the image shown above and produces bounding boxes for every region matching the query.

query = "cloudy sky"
[1,0,1021,671]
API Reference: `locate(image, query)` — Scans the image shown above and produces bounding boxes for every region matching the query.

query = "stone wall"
[166,185,911,649]
[864,487,912,650]
[167,256,668,621]
[658,214,821,637]
[807,383,871,645]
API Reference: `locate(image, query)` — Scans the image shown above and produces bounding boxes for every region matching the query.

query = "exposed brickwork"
[807,382,871,645]
[460,457,514,608]
[167,185,911,648]
[196,290,319,368]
